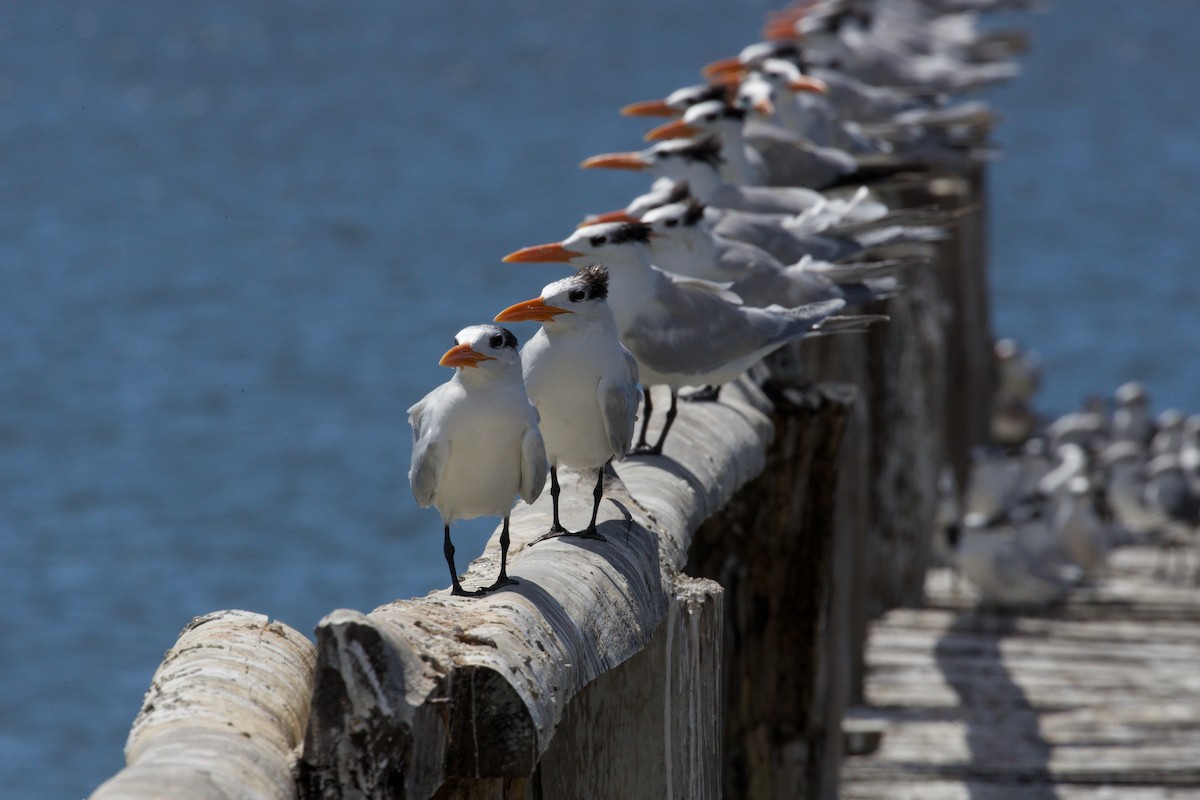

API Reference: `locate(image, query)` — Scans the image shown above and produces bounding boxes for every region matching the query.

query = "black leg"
[633,386,653,452]
[642,389,678,456]
[575,467,608,542]
[684,384,722,402]
[549,467,569,534]
[484,516,519,592]
[534,467,608,544]
[444,525,469,596]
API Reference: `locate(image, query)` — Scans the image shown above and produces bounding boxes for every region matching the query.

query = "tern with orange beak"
[582,137,835,217]
[504,221,885,454]
[620,83,731,119]
[645,97,860,189]
[408,324,548,596]
[495,266,639,540]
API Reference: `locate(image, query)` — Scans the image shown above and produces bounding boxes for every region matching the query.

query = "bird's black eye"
[568,289,586,303]
[664,219,678,227]
[589,235,608,247]
[489,334,504,348]
[704,113,717,122]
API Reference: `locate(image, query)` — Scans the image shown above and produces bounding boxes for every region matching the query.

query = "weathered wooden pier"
[88,5,1194,800]
[90,153,993,799]
[841,546,1200,799]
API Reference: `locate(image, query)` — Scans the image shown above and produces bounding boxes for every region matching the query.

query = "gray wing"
[407,396,448,509]
[599,349,641,461]
[663,271,744,305]
[519,424,549,505]
[623,272,842,376]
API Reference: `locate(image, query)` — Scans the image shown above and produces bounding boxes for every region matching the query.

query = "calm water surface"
[0,2,1196,796]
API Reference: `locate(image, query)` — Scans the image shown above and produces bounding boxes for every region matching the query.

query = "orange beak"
[580,152,650,171]
[578,209,639,227]
[502,242,584,263]
[644,118,700,142]
[762,19,801,41]
[494,297,571,324]
[789,75,828,94]
[439,342,494,369]
[707,70,744,89]
[620,99,678,118]
[702,56,744,80]
[754,97,775,116]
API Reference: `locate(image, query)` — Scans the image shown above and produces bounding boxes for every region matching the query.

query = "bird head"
[504,222,653,269]
[582,137,724,184]
[644,100,745,142]
[495,265,612,327]
[640,200,707,239]
[439,325,521,374]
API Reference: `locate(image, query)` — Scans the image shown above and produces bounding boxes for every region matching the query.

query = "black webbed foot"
[683,385,721,402]
[565,528,607,542]
[482,575,519,593]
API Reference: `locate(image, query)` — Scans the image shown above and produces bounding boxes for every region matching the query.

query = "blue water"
[0,2,1195,797]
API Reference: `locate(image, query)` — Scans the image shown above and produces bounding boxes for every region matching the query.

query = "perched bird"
[408,325,548,596]
[503,221,883,454]
[495,266,639,540]
[639,200,904,308]
[1054,476,1110,582]
[1143,452,1200,580]
[620,82,733,119]
[581,136,834,216]
[585,180,939,267]
[1113,381,1152,448]
[644,95,860,190]
[951,521,1073,608]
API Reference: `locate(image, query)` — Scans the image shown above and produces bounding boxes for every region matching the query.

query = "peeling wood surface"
[90,610,316,800]
[298,378,772,798]
[532,575,724,800]
[688,382,855,800]
[841,545,1200,799]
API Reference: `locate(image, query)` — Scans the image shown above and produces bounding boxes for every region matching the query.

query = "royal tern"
[1037,442,1089,499]
[759,0,1021,93]
[503,221,884,453]
[1143,453,1200,581]
[494,266,639,540]
[1151,409,1186,457]
[620,82,732,119]
[584,180,940,266]
[951,521,1072,608]
[581,136,833,216]
[644,98,862,190]
[1113,381,1152,448]
[408,324,548,596]
[639,200,903,308]
[1055,476,1110,581]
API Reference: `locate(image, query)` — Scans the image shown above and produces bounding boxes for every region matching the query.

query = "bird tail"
[810,314,890,336]
[799,253,931,282]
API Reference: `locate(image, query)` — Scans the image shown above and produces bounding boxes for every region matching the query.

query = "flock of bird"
[944,341,1200,607]
[408,0,1034,596]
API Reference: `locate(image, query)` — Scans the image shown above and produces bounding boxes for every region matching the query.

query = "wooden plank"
[90,610,316,800]
[842,544,1200,797]
[296,379,773,798]
[531,575,724,799]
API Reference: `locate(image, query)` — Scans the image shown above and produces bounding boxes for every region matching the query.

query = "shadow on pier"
[934,611,1059,800]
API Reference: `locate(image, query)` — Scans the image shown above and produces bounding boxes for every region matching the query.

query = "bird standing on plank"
[504,221,883,455]
[495,265,639,541]
[408,324,548,596]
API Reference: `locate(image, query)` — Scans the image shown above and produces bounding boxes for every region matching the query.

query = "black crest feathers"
[576,264,609,300]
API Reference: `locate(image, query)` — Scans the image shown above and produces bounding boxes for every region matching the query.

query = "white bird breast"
[522,326,637,469]
[410,378,541,524]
